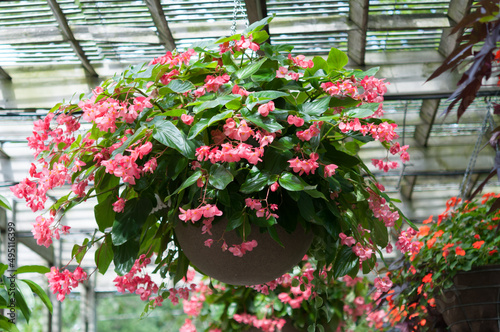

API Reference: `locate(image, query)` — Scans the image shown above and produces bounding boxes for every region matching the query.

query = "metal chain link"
[230,0,248,36]
[459,99,495,199]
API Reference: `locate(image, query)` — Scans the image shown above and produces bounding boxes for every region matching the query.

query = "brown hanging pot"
[174,218,313,286]
[438,265,500,332]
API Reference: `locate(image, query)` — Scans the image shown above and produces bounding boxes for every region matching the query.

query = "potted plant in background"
[178,257,387,332]
[11,16,412,316]
[380,193,500,331]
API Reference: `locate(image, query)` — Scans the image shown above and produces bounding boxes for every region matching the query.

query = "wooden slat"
[0,67,11,80]
[46,0,98,77]
[144,0,176,51]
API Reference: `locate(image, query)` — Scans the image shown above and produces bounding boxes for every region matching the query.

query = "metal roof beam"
[348,0,369,66]
[144,0,176,51]
[439,0,473,57]
[414,99,440,147]
[46,0,98,77]
[0,67,11,80]
[400,175,417,201]
[244,0,269,35]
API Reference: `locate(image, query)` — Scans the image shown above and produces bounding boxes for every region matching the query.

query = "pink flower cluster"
[178,204,223,223]
[227,240,258,257]
[339,232,355,247]
[395,228,420,255]
[352,242,373,262]
[321,76,388,104]
[196,142,264,165]
[46,266,87,301]
[343,296,373,322]
[149,48,196,68]
[101,141,155,185]
[371,158,399,172]
[32,215,70,248]
[219,34,260,55]
[287,115,305,127]
[275,66,303,81]
[367,190,400,227]
[113,255,163,305]
[258,101,275,117]
[278,269,315,309]
[249,273,292,295]
[245,198,279,220]
[288,152,319,176]
[296,122,320,141]
[180,319,197,332]
[338,118,399,143]
[374,276,393,292]
[233,313,286,332]
[27,112,78,157]
[288,54,314,69]
[389,142,410,163]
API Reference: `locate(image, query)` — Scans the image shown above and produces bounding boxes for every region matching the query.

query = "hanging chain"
[230,0,248,36]
[459,99,495,199]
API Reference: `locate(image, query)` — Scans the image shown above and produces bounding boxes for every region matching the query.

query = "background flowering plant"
[12,17,412,308]
[381,193,500,330]
[178,257,387,332]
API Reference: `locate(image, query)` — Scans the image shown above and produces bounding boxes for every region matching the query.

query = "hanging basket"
[438,265,500,332]
[174,218,313,286]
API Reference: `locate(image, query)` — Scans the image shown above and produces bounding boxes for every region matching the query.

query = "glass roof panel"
[369,0,450,15]
[267,0,349,17]
[366,29,442,51]
[0,0,57,27]
[161,0,247,23]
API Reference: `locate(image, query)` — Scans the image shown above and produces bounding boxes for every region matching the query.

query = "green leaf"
[299,97,331,117]
[208,164,234,190]
[22,279,53,313]
[268,225,284,247]
[333,246,358,279]
[95,234,114,274]
[251,30,269,44]
[14,265,50,275]
[0,263,7,276]
[166,79,195,93]
[173,251,190,285]
[0,316,20,332]
[113,238,140,276]
[14,279,35,323]
[353,67,379,80]
[240,170,269,194]
[345,103,379,118]
[94,194,116,232]
[243,15,274,34]
[187,118,210,139]
[251,90,289,102]
[0,195,11,211]
[111,197,153,246]
[234,58,267,79]
[153,120,195,159]
[208,110,234,127]
[372,220,389,247]
[327,48,348,70]
[305,189,327,200]
[167,170,203,198]
[279,172,315,191]
[241,108,284,133]
[193,95,239,114]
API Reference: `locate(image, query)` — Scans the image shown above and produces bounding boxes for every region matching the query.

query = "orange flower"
[428,298,436,307]
[434,230,444,238]
[409,313,419,319]
[420,319,427,326]
[417,284,423,294]
[423,215,433,224]
[455,246,466,256]
[418,225,430,237]
[426,237,436,249]
[474,234,481,239]
[422,273,433,283]
[409,265,417,275]
[472,241,484,249]
[489,249,498,256]
[408,303,418,309]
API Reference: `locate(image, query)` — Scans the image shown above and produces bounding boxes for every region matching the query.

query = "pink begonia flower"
[32,216,55,248]
[46,266,87,302]
[339,232,356,247]
[112,197,126,213]
[270,182,279,192]
[374,276,393,292]
[179,319,197,332]
[142,157,157,174]
[276,66,288,78]
[288,72,302,81]
[352,243,373,261]
[245,198,262,210]
[237,120,254,141]
[257,101,275,117]
[204,239,214,248]
[287,115,304,127]
[324,164,338,177]
[232,84,250,97]
[181,114,194,125]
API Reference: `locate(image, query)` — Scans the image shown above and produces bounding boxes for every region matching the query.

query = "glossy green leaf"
[111,197,153,246]
[166,80,195,93]
[14,265,50,275]
[240,170,269,194]
[95,234,114,274]
[113,238,140,276]
[299,97,331,117]
[345,103,379,118]
[95,194,116,232]
[22,279,53,313]
[14,279,35,323]
[333,246,358,279]
[327,47,348,70]
[208,164,234,190]
[372,220,389,247]
[168,170,203,198]
[234,58,267,79]
[251,90,289,102]
[279,172,315,191]
[241,108,284,133]
[153,120,195,159]
[0,195,11,211]
[187,118,210,139]
[243,15,274,34]
[0,316,19,332]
